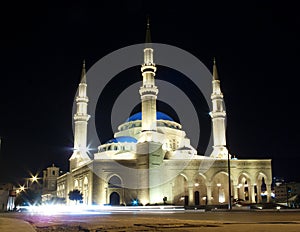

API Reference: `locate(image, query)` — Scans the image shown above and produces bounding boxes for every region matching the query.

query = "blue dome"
[126,112,174,122]
[106,136,137,144]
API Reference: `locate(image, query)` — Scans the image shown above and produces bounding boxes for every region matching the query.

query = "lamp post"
[286,182,289,207]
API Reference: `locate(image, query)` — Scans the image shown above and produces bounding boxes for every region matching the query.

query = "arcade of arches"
[172,170,271,206]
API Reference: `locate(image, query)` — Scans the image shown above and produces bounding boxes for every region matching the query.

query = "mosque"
[57,24,272,207]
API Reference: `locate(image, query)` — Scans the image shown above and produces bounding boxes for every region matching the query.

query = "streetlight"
[30,174,39,183]
[286,182,289,207]
[19,185,25,192]
[24,173,40,188]
[31,176,38,182]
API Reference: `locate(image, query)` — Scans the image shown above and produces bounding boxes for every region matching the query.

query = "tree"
[68,189,83,204]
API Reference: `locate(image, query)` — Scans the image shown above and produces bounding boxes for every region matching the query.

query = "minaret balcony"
[76,96,89,103]
[74,114,90,121]
[210,111,226,118]
[211,93,223,100]
[139,87,158,96]
[141,65,157,73]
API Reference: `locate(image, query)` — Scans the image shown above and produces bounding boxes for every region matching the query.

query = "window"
[108,176,122,188]
[172,139,176,149]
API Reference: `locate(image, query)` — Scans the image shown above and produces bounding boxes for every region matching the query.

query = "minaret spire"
[139,18,158,133]
[145,16,151,44]
[210,58,229,159]
[213,57,219,80]
[81,59,86,83]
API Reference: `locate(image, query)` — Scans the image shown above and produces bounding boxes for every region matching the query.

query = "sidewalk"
[0,217,36,232]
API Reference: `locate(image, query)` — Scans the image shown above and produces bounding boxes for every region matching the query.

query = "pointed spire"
[213,57,219,81]
[145,16,151,44]
[81,59,86,83]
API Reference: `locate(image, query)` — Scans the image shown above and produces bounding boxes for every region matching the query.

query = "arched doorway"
[212,172,230,204]
[110,192,120,206]
[237,175,251,202]
[194,191,200,205]
[193,174,207,205]
[173,174,188,205]
[256,173,269,203]
[260,177,267,203]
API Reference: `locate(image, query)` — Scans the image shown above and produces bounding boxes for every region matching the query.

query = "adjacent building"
[0,183,14,211]
[274,178,300,207]
[41,164,60,203]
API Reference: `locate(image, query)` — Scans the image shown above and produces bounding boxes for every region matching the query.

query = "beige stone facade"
[58,155,272,206]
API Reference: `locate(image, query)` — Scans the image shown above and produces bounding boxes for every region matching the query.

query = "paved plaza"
[1,209,300,231]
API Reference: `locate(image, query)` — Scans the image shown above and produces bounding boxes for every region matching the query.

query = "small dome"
[106,136,137,144]
[126,112,174,122]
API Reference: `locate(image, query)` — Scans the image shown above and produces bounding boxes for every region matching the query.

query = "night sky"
[0,1,299,184]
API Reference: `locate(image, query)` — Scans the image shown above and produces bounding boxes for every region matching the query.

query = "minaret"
[70,60,91,170]
[139,18,158,132]
[136,18,164,205]
[210,58,229,158]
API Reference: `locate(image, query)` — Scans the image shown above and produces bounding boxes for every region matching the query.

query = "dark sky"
[0,0,299,184]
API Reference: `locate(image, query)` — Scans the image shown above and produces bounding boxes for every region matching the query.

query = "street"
[1,210,300,231]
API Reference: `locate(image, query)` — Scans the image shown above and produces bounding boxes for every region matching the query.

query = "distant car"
[15,207,29,212]
[233,199,246,205]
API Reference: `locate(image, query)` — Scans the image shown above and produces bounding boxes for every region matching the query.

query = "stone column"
[256,182,262,203]
[250,184,256,203]
[88,172,93,205]
[105,183,109,204]
[206,185,212,205]
[188,185,194,206]
[233,183,238,200]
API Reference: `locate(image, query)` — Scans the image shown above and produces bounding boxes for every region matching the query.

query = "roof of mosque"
[126,112,174,122]
[105,136,137,144]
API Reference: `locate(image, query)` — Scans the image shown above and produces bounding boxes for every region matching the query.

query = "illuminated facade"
[57,24,272,207]
[0,183,14,211]
[41,164,60,203]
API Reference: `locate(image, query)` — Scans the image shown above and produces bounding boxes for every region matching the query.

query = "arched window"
[108,175,122,188]
[74,179,79,189]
